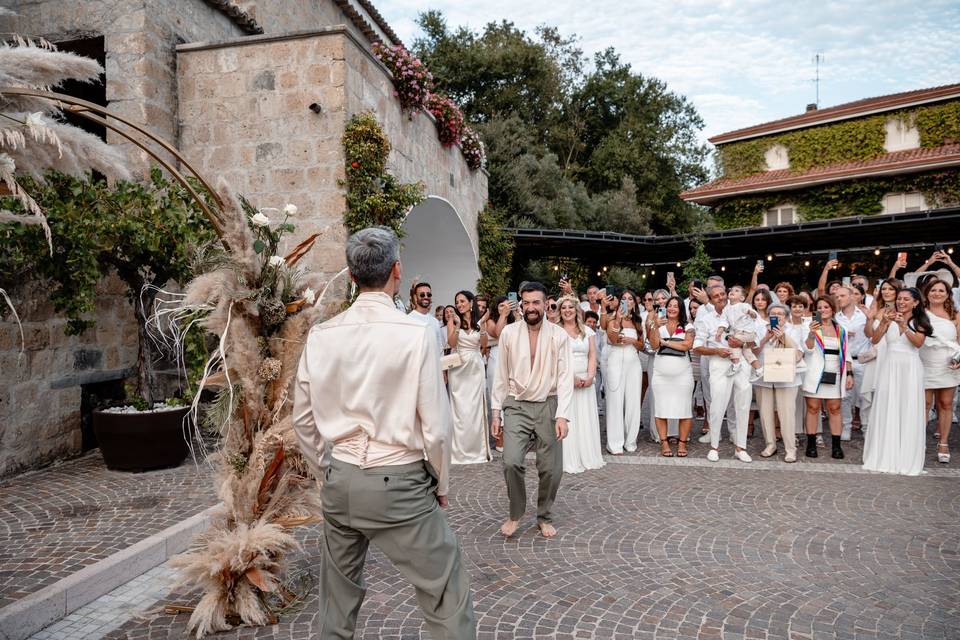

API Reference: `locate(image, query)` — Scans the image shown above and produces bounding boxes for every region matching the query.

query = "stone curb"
[0,504,219,640]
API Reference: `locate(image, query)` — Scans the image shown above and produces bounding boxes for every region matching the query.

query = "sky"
[374,0,960,145]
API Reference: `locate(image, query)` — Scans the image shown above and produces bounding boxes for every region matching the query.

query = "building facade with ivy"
[0,0,487,475]
[681,84,960,230]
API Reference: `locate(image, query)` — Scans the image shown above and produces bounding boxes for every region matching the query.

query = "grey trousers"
[318,458,476,639]
[501,396,563,524]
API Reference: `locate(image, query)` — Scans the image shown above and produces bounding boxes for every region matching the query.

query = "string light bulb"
[949,247,955,255]
[721,265,726,272]
[874,248,880,255]
[804,260,810,267]
[676,262,682,267]
[603,266,608,272]
[651,270,656,275]
[553,265,559,271]
[766,254,773,261]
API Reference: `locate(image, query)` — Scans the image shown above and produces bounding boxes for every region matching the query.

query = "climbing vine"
[717,102,960,180]
[712,170,960,229]
[341,112,425,236]
[476,205,514,297]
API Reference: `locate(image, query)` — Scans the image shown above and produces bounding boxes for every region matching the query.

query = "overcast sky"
[375,0,960,144]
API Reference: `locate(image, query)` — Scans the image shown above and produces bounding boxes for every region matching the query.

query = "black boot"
[805,434,818,458]
[831,435,844,459]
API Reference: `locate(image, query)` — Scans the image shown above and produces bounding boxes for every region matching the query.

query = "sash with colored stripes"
[812,324,847,390]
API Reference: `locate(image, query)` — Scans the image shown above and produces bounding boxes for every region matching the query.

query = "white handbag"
[763,347,797,383]
[440,353,463,371]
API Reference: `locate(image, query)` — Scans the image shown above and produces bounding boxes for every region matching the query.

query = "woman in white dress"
[446,290,490,464]
[802,295,854,459]
[647,296,695,457]
[862,278,902,433]
[786,295,811,450]
[558,296,605,473]
[920,277,960,463]
[602,289,644,454]
[643,289,675,442]
[863,287,931,476]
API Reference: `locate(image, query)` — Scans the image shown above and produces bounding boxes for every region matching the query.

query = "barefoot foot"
[538,522,558,538]
[500,519,520,537]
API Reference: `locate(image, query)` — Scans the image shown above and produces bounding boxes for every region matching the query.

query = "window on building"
[54,36,107,141]
[763,144,790,171]
[763,204,797,227]
[881,192,928,214]
[884,117,920,152]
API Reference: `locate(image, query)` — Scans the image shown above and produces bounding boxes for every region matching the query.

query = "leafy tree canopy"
[414,12,709,235]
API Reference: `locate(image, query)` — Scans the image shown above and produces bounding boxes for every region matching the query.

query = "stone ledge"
[0,504,218,640]
[48,367,135,390]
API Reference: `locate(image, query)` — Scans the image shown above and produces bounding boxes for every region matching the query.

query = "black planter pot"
[92,406,191,471]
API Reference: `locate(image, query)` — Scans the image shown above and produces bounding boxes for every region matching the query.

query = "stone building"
[0,0,487,476]
[681,84,960,227]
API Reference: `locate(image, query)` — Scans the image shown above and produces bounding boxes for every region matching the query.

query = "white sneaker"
[784,452,797,463]
[760,444,777,458]
[726,362,739,377]
[698,432,712,444]
[707,449,720,462]
[749,366,763,382]
[734,449,752,463]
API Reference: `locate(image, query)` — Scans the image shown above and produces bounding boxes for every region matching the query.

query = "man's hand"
[555,417,568,440]
[727,336,744,348]
[716,348,732,359]
[845,375,854,391]
[437,494,448,508]
[491,415,502,438]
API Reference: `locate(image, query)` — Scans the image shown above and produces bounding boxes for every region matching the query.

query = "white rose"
[303,287,317,305]
[268,255,285,267]
[283,203,298,216]
[250,212,270,227]
[0,152,15,174]
[24,112,44,130]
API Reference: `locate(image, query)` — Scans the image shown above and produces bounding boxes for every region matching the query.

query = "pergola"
[509,206,960,286]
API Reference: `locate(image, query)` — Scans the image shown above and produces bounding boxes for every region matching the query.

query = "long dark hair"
[752,288,774,315]
[663,295,689,327]
[488,295,515,324]
[454,290,480,331]
[872,277,902,314]
[901,287,933,336]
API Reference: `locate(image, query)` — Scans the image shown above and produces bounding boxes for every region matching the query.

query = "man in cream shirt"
[293,227,475,639]
[491,281,574,538]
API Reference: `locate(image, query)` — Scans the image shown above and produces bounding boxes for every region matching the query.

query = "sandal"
[676,440,688,458]
[938,443,950,464]
[660,440,674,457]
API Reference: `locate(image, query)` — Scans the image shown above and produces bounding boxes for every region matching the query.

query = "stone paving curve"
[98,454,960,639]
[0,452,216,608]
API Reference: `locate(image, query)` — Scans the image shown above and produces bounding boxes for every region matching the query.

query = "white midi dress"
[652,324,694,419]
[920,314,960,390]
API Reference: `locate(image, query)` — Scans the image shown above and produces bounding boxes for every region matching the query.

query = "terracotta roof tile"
[681,144,960,204]
[203,0,263,34]
[710,83,960,144]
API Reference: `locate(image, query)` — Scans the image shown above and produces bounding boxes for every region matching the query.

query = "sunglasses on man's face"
[644,297,653,302]
[417,292,432,298]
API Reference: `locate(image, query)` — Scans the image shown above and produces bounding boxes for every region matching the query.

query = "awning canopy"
[510,206,960,268]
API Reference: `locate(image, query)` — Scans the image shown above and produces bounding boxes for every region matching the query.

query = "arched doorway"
[400,196,479,310]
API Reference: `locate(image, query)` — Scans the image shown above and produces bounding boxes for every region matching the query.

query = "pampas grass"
[150,186,344,637]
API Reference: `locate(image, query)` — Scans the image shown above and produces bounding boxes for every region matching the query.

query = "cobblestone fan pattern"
[103,460,960,639]
[0,453,215,608]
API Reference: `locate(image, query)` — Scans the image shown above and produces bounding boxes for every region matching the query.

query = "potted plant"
[0,168,216,470]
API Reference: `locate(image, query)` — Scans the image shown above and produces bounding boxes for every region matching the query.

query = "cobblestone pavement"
[99,451,960,639]
[0,453,215,607]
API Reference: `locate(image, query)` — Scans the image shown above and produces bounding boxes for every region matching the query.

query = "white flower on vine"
[268,255,285,268]
[0,152,15,174]
[251,212,270,227]
[283,203,298,216]
[303,287,317,305]
[24,112,44,131]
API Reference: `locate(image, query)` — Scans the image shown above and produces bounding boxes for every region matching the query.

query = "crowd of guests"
[405,250,960,477]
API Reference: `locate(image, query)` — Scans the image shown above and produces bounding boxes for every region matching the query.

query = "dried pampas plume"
[148,189,344,637]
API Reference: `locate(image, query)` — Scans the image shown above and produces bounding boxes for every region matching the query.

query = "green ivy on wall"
[476,205,514,297]
[341,112,425,236]
[712,170,960,230]
[717,101,960,180]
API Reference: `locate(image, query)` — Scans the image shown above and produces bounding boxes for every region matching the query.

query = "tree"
[681,234,713,290]
[0,170,216,405]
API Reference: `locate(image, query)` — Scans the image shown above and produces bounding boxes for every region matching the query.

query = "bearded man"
[491,281,574,538]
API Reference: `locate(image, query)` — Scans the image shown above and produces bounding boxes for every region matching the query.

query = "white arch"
[400,196,480,310]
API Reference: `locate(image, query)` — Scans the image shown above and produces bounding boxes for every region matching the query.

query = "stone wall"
[0,274,138,477]
[176,27,487,278]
